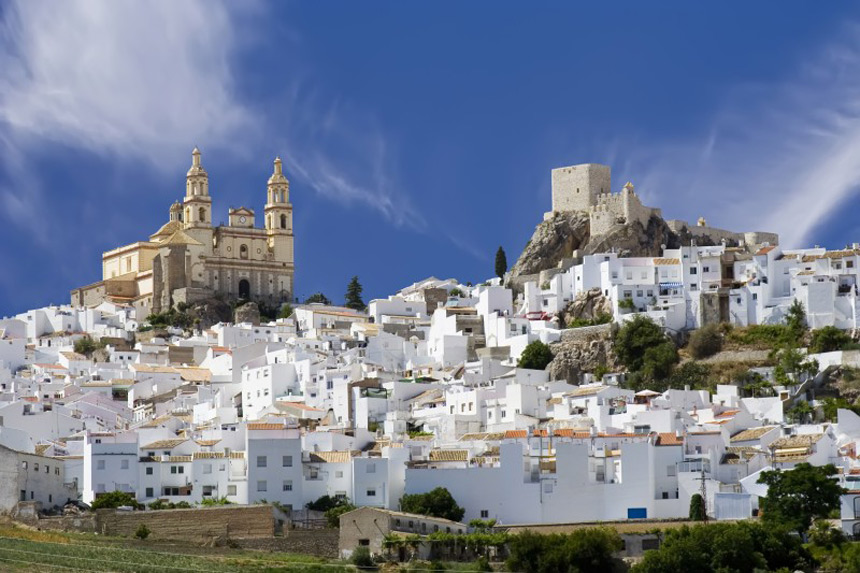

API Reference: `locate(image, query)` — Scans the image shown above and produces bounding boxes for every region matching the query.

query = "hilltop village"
[5,157,860,561]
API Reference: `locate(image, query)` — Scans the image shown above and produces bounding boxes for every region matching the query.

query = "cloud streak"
[612,23,860,248]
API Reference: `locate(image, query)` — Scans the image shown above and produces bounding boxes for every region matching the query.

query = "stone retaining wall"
[234,529,339,558]
[95,505,275,541]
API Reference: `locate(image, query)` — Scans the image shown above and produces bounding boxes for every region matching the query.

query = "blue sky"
[1,1,860,317]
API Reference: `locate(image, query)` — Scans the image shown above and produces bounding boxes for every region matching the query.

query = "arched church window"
[280,214,287,229]
[240,244,248,260]
[199,207,206,222]
[185,208,190,222]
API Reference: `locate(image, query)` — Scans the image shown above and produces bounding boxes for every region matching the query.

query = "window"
[203,464,212,475]
[636,290,643,297]
[121,460,129,470]
[367,463,376,474]
[282,455,293,467]
[280,214,287,229]
[703,266,710,273]
[45,465,50,473]
[501,410,506,418]
[145,488,153,498]
[240,244,248,260]
[257,480,267,492]
[96,460,105,470]
[227,485,237,496]
[146,467,153,475]
[283,480,292,492]
[690,284,698,291]
[257,456,267,468]
[198,207,206,221]
[366,488,376,497]
[848,260,855,269]
[690,267,697,275]
[55,467,60,476]
[480,510,489,518]
[335,471,343,478]
[20,461,26,470]
[667,465,676,477]
[34,463,39,472]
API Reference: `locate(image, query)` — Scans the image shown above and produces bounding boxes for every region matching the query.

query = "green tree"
[325,500,356,528]
[810,325,853,354]
[632,522,812,573]
[507,528,623,573]
[786,400,813,424]
[667,362,712,392]
[687,324,723,359]
[689,493,706,521]
[639,342,679,382]
[278,303,294,319]
[495,246,507,279]
[304,292,331,305]
[517,340,554,370]
[350,546,374,569]
[91,490,138,510]
[344,276,366,311]
[615,315,673,373]
[786,299,807,339]
[400,487,465,522]
[773,346,819,385]
[73,336,99,357]
[757,463,844,535]
[306,494,341,512]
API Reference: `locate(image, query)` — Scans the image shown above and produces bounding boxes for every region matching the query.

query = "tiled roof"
[730,426,776,443]
[504,430,527,439]
[140,439,187,450]
[656,433,684,446]
[308,451,354,463]
[247,423,287,431]
[721,446,762,465]
[458,432,505,441]
[653,258,681,265]
[429,449,468,462]
[756,246,777,256]
[565,385,607,398]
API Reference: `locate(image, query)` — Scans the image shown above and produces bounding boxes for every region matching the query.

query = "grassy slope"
[0,524,350,572]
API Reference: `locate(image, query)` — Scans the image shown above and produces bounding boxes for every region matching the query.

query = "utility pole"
[699,464,708,523]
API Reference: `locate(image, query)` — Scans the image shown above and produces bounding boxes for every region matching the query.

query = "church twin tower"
[71,148,296,315]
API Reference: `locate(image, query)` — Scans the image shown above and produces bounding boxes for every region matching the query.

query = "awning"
[659,282,683,289]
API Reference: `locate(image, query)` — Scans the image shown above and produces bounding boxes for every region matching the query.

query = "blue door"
[627,507,648,519]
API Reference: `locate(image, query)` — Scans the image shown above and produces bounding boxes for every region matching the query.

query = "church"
[71,148,295,316]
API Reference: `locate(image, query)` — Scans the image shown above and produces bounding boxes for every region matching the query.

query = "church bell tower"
[264,156,295,297]
[182,147,213,246]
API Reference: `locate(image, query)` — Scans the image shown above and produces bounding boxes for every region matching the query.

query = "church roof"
[150,220,182,241]
[161,230,203,246]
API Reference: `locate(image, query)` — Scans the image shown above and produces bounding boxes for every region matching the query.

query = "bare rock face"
[234,301,261,325]
[188,298,233,330]
[563,288,613,324]
[547,324,619,384]
[509,211,590,279]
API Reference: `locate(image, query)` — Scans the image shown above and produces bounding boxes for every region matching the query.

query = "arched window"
[280,214,287,229]
[185,208,190,222]
[198,207,205,222]
[240,244,248,260]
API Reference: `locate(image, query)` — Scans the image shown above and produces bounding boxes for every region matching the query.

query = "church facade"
[71,148,295,316]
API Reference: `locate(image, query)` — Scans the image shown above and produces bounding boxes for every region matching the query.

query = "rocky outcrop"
[509,212,735,290]
[548,334,619,384]
[509,211,590,279]
[187,298,232,330]
[234,301,261,325]
[562,288,613,325]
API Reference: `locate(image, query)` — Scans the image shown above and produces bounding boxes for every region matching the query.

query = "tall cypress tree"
[345,276,365,311]
[495,246,507,279]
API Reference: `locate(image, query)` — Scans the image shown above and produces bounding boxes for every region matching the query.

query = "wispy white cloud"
[0,0,254,165]
[612,23,860,248]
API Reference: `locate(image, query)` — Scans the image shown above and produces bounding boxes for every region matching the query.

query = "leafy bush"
[618,297,635,310]
[631,522,811,573]
[449,287,464,297]
[91,491,138,510]
[278,303,294,319]
[304,292,331,305]
[517,340,554,370]
[134,523,150,540]
[507,528,623,573]
[350,546,374,569]
[400,487,465,522]
[810,325,853,354]
[325,500,356,528]
[73,336,104,357]
[689,493,705,521]
[199,497,231,506]
[687,324,723,359]
[306,495,342,513]
[726,324,798,349]
[567,313,613,328]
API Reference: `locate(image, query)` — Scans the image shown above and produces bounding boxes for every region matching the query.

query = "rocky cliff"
[509,211,738,286]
